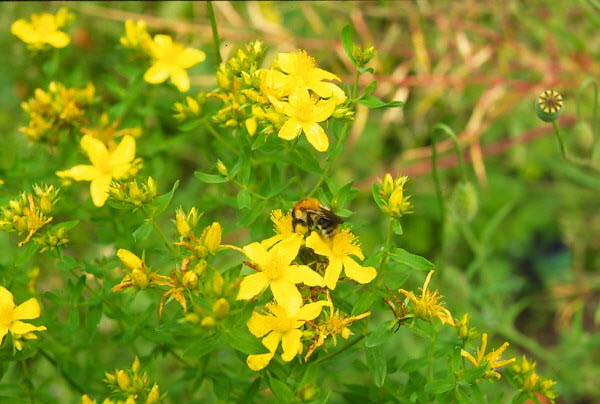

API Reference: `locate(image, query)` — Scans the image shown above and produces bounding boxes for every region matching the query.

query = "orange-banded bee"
[291,198,344,238]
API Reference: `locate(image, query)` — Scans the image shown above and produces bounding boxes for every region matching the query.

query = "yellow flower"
[120,20,151,51]
[144,34,206,92]
[274,51,346,102]
[237,236,325,309]
[56,135,141,207]
[398,270,454,326]
[461,333,516,379]
[278,88,337,152]
[0,286,46,350]
[246,299,328,371]
[11,8,72,49]
[261,209,298,249]
[305,229,377,290]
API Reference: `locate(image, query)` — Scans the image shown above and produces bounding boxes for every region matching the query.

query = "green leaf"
[132,220,153,243]
[352,288,376,316]
[183,335,221,359]
[52,220,79,232]
[454,388,472,404]
[85,303,103,333]
[389,248,435,271]
[341,25,357,66]
[365,345,386,387]
[357,95,404,109]
[224,329,267,355]
[178,120,202,132]
[372,183,386,209]
[194,171,229,184]
[15,242,41,266]
[361,81,378,98]
[151,180,179,217]
[391,219,403,235]
[425,379,455,394]
[266,372,295,401]
[357,66,375,74]
[251,131,268,150]
[237,189,251,209]
[365,320,395,347]
[461,365,488,383]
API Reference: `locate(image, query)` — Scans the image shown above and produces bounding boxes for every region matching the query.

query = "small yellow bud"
[132,374,144,390]
[212,298,230,319]
[193,260,207,275]
[382,173,394,197]
[105,372,116,384]
[131,268,149,290]
[204,222,222,255]
[201,316,216,328]
[146,384,160,404]
[129,182,142,204]
[523,373,540,392]
[245,117,257,136]
[125,396,136,404]
[186,96,200,115]
[117,369,131,391]
[216,160,228,177]
[81,395,95,404]
[195,245,208,259]
[183,313,200,324]
[147,177,157,196]
[9,200,21,213]
[117,249,143,270]
[212,272,224,296]
[175,211,191,238]
[182,271,199,289]
[131,357,141,374]
[40,195,53,214]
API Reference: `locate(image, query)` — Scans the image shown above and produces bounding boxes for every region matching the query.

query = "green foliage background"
[0,1,598,403]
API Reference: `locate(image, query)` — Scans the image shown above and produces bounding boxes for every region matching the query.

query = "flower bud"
[147,177,157,196]
[81,395,95,404]
[117,369,131,391]
[245,117,257,136]
[195,245,208,259]
[193,260,207,275]
[212,298,230,319]
[204,222,222,255]
[212,272,224,296]
[125,396,136,404]
[182,271,199,289]
[40,195,53,214]
[523,373,540,392]
[201,316,216,328]
[451,182,479,222]
[175,209,191,238]
[131,268,149,290]
[216,160,228,177]
[131,357,140,374]
[535,90,563,122]
[105,372,116,384]
[146,384,160,404]
[117,249,143,270]
[128,182,142,204]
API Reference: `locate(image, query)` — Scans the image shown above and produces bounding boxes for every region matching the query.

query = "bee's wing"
[317,207,344,224]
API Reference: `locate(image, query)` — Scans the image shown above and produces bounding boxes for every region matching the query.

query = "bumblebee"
[291,198,344,238]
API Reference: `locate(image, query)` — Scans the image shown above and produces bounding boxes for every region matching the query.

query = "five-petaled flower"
[0,286,46,351]
[237,235,325,310]
[56,135,141,207]
[11,8,73,49]
[398,270,454,326]
[278,88,337,152]
[144,34,206,92]
[305,229,377,290]
[461,333,516,379]
[246,298,329,371]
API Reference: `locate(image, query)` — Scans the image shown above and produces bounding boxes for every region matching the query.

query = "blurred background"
[0,1,598,403]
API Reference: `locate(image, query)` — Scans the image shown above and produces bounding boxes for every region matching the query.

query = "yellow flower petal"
[285,265,325,287]
[273,236,303,266]
[247,311,273,338]
[56,165,99,181]
[144,64,170,84]
[311,98,337,122]
[0,326,8,345]
[90,175,112,207]
[247,352,275,371]
[305,232,331,256]
[11,20,38,43]
[278,118,302,141]
[342,256,377,284]
[46,31,70,48]
[109,135,136,167]
[281,329,303,362]
[324,257,343,290]
[170,67,191,92]
[242,242,270,269]
[0,286,15,306]
[270,279,302,310]
[261,330,282,353]
[177,48,206,69]
[13,298,40,320]
[82,136,110,170]
[297,301,329,321]
[9,320,45,335]
[237,272,269,300]
[302,122,329,152]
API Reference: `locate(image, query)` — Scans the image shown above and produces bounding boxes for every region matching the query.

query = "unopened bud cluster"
[352,44,376,67]
[453,314,478,343]
[81,113,142,148]
[108,177,158,209]
[182,270,235,328]
[82,357,161,404]
[0,184,60,246]
[377,173,413,218]
[20,81,95,145]
[173,93,207,121]
[507,357,557,403]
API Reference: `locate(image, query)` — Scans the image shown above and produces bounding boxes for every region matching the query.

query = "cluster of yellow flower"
[82,357,161,404]
[235,209,375,370]
[0,184,59,246]
[112,217,226,319]
[120,20,206,92]
[11,7,74,50]
[19,81,95,145]
[377,173,413,218]
[0,286,46,352]
[508,356,558,402]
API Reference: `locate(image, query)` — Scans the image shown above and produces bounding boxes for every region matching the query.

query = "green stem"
[313,334,366,365]
[39,348,87,395]
[352,70,360,100]
[140,207,176,254]
[551,120,568,160]
[206,1,222,66]
[230,178,271,201]
[576,78,600,159]
[203,120,239,155]
[551,120,600,172]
